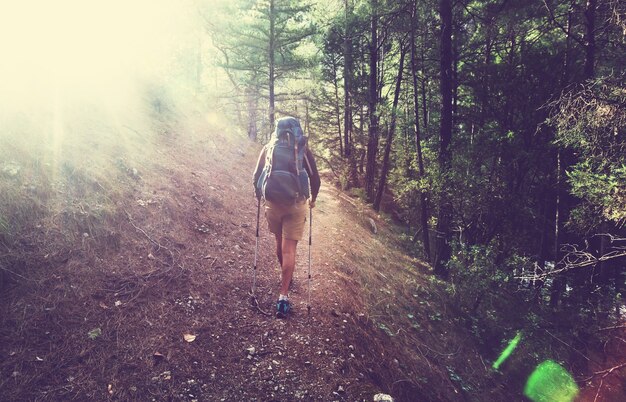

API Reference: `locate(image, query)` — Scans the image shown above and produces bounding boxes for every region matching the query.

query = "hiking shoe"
[276,299,290,319]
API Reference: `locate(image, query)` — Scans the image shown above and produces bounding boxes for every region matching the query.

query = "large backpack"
[257,117,310,205]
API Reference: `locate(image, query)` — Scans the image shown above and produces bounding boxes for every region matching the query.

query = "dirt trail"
[129,136,393,400]
[168,135,447,401]
[137,139,379,400]
[0,120,400,401]
[198,183,371,400]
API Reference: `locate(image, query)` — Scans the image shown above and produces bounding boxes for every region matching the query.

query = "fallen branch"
[124,210,178,267]
[249,293,272,317]
[584,362,626,382]
[516,235,626,280]
[594,378,603,402]
[125,210,164,251]
[598,325,626,331]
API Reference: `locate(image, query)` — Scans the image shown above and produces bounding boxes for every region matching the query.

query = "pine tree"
[205,0,315,139]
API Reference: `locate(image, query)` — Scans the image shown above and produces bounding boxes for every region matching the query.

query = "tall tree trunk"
[550,150,566,307]
[344,0,353,158]
[433,0,453,277]
[305,98,310,137]
[421,78,428,133]
[583,0,596,80]
[480,23,492,127]
[365,0,379,202]
[550,2,574,307]
[561,1,574,86]
[535,194,550,301]
[420,30,428,133]
[452,21,459,133]
[374,42,406,211]
[580,0,596,296]
[268,0,276,132]
[551,0,597,306]
[420,27,430,134]
[583,0,601,298]
[404,99,412,175]
[333,63,344,156]
[247,86,258,141]
[411,0,431,261]
[359,105,365,174]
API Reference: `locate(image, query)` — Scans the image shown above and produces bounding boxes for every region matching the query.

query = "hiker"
[253,116,321,318]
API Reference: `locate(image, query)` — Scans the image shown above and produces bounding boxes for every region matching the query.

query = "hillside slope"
[2,101,620,401]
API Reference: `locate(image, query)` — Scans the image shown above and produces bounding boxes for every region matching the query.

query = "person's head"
[274,116,303,140]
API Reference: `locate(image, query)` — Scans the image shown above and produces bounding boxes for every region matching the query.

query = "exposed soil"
[1,109,624,402]
[0,111,424,401]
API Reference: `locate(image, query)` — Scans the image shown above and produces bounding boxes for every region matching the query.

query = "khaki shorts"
[265,200,307,241]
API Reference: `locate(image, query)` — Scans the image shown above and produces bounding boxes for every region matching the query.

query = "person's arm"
[252,147,266,198]
[303,148,321,203]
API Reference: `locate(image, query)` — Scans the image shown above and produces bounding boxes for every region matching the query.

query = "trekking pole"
[253,197,261,297]
[307,206,312,314]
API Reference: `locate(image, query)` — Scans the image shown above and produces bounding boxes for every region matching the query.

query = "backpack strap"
[264,144,274,177]
[304,151,313,174]
[294,142,300,176]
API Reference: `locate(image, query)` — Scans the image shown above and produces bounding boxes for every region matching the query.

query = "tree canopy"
[207,0,625,392]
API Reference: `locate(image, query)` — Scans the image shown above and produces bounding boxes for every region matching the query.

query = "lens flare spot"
[524,360,579,402]
[492,331,522,370]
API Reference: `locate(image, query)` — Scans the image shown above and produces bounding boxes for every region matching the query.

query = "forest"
[207,0,626,396]
[0,0,624,400]
[210,0,625,326]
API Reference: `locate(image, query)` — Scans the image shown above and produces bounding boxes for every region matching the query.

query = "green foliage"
[87,328,102,340]
[446,366,474,393]
[428,312,442,322]
[204,0,317,135]
[551,76,626,228]
[567,163,626,231]
[449,240,514,293]
[205,0,624,397]
[377,322,395,337]
[446,239,541,355]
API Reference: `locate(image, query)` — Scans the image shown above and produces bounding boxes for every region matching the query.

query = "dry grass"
[0,89,253,400]
[317,188,509,401]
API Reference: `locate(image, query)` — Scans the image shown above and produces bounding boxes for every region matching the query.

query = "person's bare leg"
[279,238,298,296]
[274,232,283,266]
